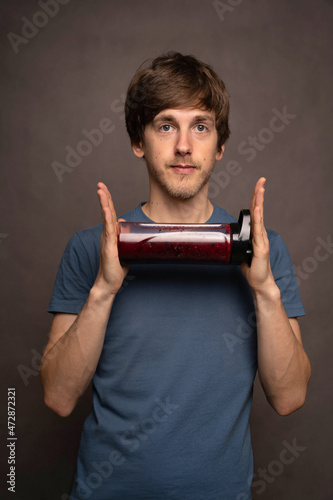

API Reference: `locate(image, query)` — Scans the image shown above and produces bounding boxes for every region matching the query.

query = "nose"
[175,129,192,156]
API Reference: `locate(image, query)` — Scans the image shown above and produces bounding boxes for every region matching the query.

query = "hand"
[241,177,276,293]
[94,182,129,295]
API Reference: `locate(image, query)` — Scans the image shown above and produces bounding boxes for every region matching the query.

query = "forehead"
[153,107,216,124]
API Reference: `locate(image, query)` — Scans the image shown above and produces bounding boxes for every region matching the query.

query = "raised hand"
[241,177,276,293]
[95,182,129,295]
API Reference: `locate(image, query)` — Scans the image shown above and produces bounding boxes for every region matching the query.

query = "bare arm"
[241,178,311,415]
[40,182,128,417]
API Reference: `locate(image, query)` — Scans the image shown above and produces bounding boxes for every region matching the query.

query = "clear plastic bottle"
[118,210,252,265]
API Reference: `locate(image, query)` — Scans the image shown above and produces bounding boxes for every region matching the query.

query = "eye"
[195,124,208,132]
[160,124,173,132]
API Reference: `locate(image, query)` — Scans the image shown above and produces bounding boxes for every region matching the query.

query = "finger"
[105,187,117,224]
[255,186,265,221]
[252,179,266,222]
[97,181,109,203]
[117,217,126,235]
[97,189,118,249]
[252,188,270,250]
[249,177,265,214]
[97,189,112,230]
[249,178,264,241]
[249,183,257,214]
[97,182,118,226]
[252,205,266,248]
[97,187,108,218]
[98,182,118,227]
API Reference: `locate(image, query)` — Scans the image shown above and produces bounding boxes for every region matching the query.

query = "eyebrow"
[153,113,215,125]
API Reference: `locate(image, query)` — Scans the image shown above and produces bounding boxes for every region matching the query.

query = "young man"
[41,53,311,500]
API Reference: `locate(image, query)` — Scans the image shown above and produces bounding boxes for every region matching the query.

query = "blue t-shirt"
[48,203,305,500]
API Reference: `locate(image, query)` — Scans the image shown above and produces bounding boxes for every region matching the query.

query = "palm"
[241,177,275,292]
[96,182,129,294]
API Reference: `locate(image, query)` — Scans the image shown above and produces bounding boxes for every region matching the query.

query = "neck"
[142,189,214,223]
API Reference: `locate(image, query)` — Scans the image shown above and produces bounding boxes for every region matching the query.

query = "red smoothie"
[117,222,232,264]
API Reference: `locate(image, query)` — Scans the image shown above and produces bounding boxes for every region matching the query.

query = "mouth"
[170,164,197,175]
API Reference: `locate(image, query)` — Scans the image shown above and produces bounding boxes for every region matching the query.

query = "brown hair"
[125,52,230,151]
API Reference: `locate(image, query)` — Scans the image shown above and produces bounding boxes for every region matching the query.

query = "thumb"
[117,218,127,235]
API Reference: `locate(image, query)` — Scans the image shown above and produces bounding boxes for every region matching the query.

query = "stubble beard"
[145,158,214,201]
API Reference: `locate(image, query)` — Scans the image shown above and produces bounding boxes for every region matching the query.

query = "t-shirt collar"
[137,202,219,224]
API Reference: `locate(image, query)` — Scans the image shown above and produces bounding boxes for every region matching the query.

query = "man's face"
[132,108,224,201]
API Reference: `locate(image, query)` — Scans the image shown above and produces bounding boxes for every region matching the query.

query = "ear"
[132,141,145,159]
[215,144,225,162]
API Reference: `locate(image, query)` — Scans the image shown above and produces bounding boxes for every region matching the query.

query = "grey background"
[1,0,332,498]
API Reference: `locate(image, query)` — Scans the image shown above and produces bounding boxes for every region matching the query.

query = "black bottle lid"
[230,210,253,265]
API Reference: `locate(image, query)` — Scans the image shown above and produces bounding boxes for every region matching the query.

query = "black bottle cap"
[230,210,253,265]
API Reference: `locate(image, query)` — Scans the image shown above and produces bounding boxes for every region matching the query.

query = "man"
[40,52,311,500]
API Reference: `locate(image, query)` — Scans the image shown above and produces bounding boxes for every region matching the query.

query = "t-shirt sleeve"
[48,232,96,314]
[269,231,305,318]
